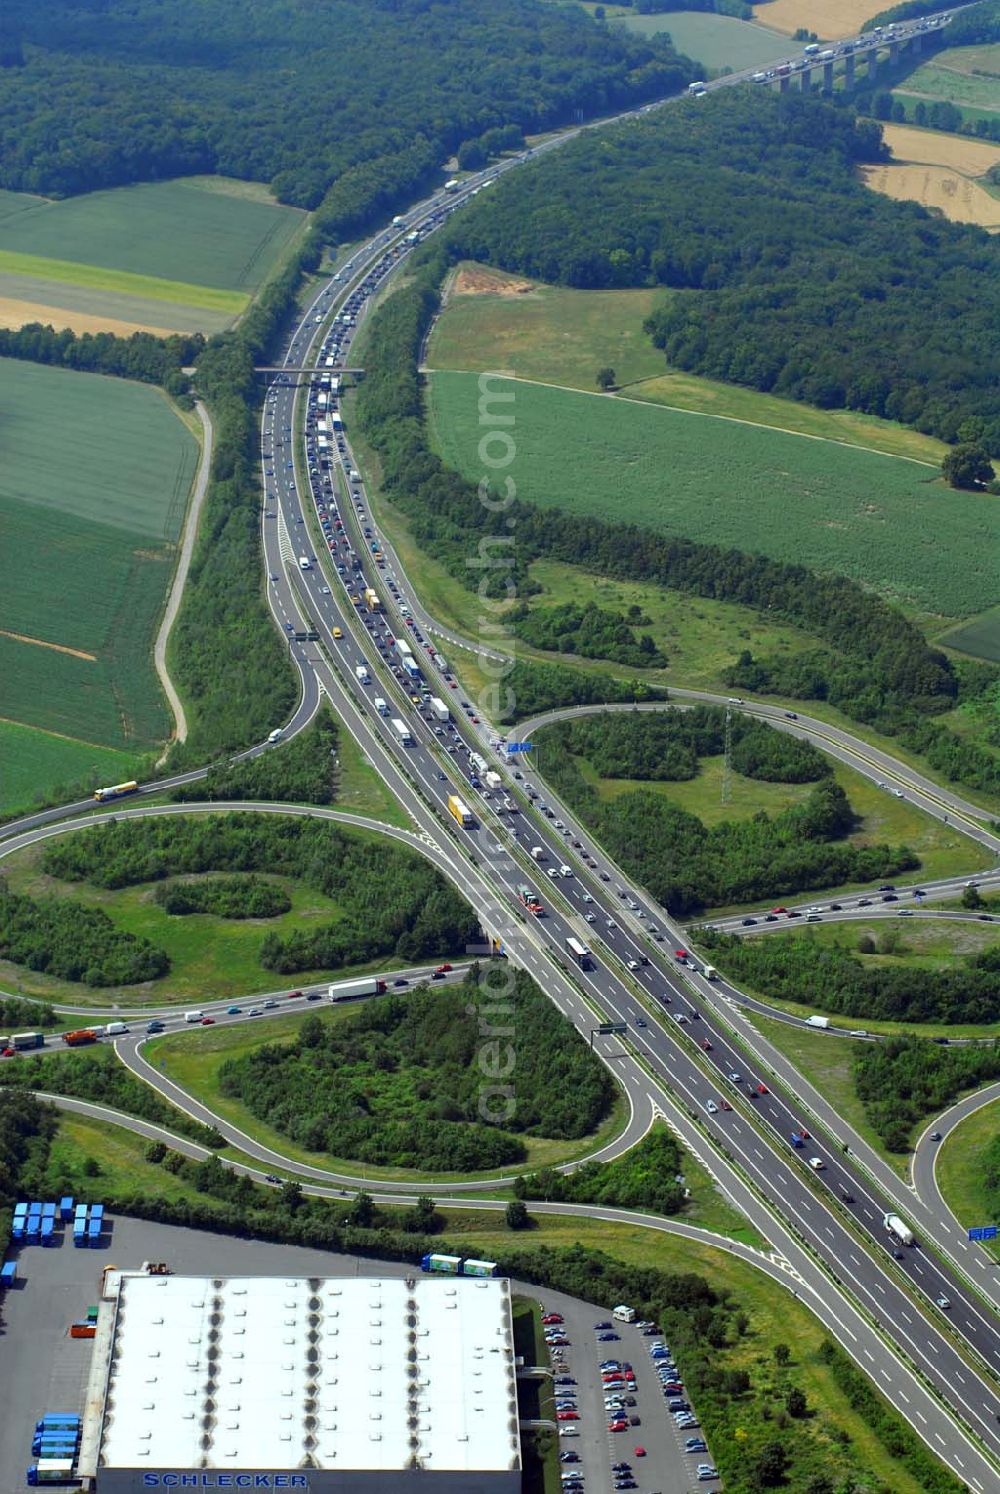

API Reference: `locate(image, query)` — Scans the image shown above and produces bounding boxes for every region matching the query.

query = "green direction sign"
[598,1022,627,1035]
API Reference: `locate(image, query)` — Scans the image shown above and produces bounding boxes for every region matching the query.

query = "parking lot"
[537,1300,721,1493]
[0,1213,718,1493]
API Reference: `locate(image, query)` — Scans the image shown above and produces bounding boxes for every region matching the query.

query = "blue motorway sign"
[506,741,532,753]
[968,1225,998,1242]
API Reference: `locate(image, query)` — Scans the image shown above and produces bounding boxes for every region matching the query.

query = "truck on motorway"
[392,717,414,745]
[12,1032,44,1050]
[184,1010,205,1023]
[688,80,707,95]
[328,977,388,1002]
[364,587,382,612]
[433,652,448,671]
[93,780,139,803]
[884,1213,915,1247]
[374,696,389,716]
[518,884,544,915]
[803,41,819,53]
[565,936,591,968]
[469,752,487,777]
[429,696,450,722]
[355,663,371,685]
[443,178,460,192]
[298,556,311,570]
[447,794,474,827]
[484,770,502,790]
[62,1029,98,1047]
[806,1015,830,1028]
[702,965,718,981]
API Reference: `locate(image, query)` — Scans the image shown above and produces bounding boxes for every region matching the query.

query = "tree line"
[698,930,1000,1025]
[445,90,1000,453]
[0,1049,222,1147]
[533,717,915,915]
[0,996,57,1031]
[218,968,615,1173]
[41,813,480,974]
[0,322,200,394]
[0,0,697,202]
[0,881,168,988]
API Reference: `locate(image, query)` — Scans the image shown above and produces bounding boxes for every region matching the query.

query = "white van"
[531,846,546,861]
[184,1011,205,1024]
[104,1021,128,1037]
[268,728,283,743]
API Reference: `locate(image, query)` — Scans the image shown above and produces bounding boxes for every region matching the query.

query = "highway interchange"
[3,10,1000,1484]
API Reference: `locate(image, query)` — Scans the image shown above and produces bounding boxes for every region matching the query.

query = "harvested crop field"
[427,370,998,617]
[750,0,880,39]
[881,122,1000,175]
[0,295,178,338]
[860,162,1000,228]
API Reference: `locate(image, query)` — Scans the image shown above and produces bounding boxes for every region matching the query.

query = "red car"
[720,1099,732,1111]
[634,1446,646,1457]
[542,1313,563,1325]
[673,948,687,960]
[701,1039,713,1051]
[435,963,452,974]
[200,1017,216,1026]
[771,907,786,914]
[557,1411,579,1421]
[288,990,304,1000]
[757,1083,769,1095]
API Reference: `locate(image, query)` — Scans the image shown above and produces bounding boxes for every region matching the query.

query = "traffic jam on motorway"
[251,168,1000,1466]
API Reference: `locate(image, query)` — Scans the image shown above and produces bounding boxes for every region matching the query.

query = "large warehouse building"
[80,1272,521,1493]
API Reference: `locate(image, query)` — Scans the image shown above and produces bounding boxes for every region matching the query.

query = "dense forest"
[218,968,615,1172]
[853,1037,1000,1151]
[0,0,695,203]
[0,881,168,987]
[512,600,666,669]
[0,995,57,1030]
[532,714,915,914]
[699,930,1000,1026]
[444,91,1000,451]
[41,813,479,972]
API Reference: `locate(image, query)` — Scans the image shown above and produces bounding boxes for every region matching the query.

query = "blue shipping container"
[40,1220,54,1245]
[59,1197,73,1221]
[13,1202,28,1219]
[73,1229,86,1249]
[32,1441,77,1458]
[26,1217,41,1239]
[41,1202,56,1219]
[1,1261,16,1287]
[90,1204,104,1221]
[35,1417,80,1432]
[87,1221,101,1247]
[12,1221,24,1241]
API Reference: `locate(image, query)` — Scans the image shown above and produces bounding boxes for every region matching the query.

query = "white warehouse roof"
[98,1273,520,1473]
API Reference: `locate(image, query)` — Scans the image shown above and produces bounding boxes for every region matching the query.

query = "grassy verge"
[935,1098,1000,1262]
[146,1011,633,1184]
[677,1149,766,1247]
[324,698,412,827]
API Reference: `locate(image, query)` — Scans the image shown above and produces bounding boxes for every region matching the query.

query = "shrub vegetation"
[0,881,168,988]
[217,967,616,1171]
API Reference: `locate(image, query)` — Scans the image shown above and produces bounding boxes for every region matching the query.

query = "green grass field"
[935,1098,1000,1260]
[427,371,995,616]
[428,266,947,463]
[611,9,794,70]
[0,720,139,817]
[429,272,665,388]
[0,359,197,750]
[0,249,247,312]
[896,50,1000,113]
[147,1012,632,1183]
[751,915,1000,970]
[936,604,1000,664]
[0,178,305,293]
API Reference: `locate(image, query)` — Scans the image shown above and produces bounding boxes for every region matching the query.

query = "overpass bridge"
[256,366,365,377]
[767,20,934,93]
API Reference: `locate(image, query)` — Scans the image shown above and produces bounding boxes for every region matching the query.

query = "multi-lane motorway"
[3,11,998,1482]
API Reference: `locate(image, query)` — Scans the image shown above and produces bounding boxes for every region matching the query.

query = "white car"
[808,1157,825,1171]
[627,960,639,971]
[585,913,596,923]
[559,865,573,878]
[705,1100,719,1114]
[547,868,559,880]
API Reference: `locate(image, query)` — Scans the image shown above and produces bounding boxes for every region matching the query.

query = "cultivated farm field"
[427,371,996,617]
[860,162,1000,228]
[611,11,792,71]
[0,358,198,754]
[0,721,137,818]
[881,122,1000,176]
[937,605,1000,664]
[0,177,305,335]
[896,50,1000,114]
[750,0,881,39]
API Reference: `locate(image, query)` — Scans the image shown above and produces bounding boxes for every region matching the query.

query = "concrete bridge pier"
[823,60,834,91]
[779,73,790,92]
[801,64,812,91]
[844,52,855,88]
[868,49,879,81]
